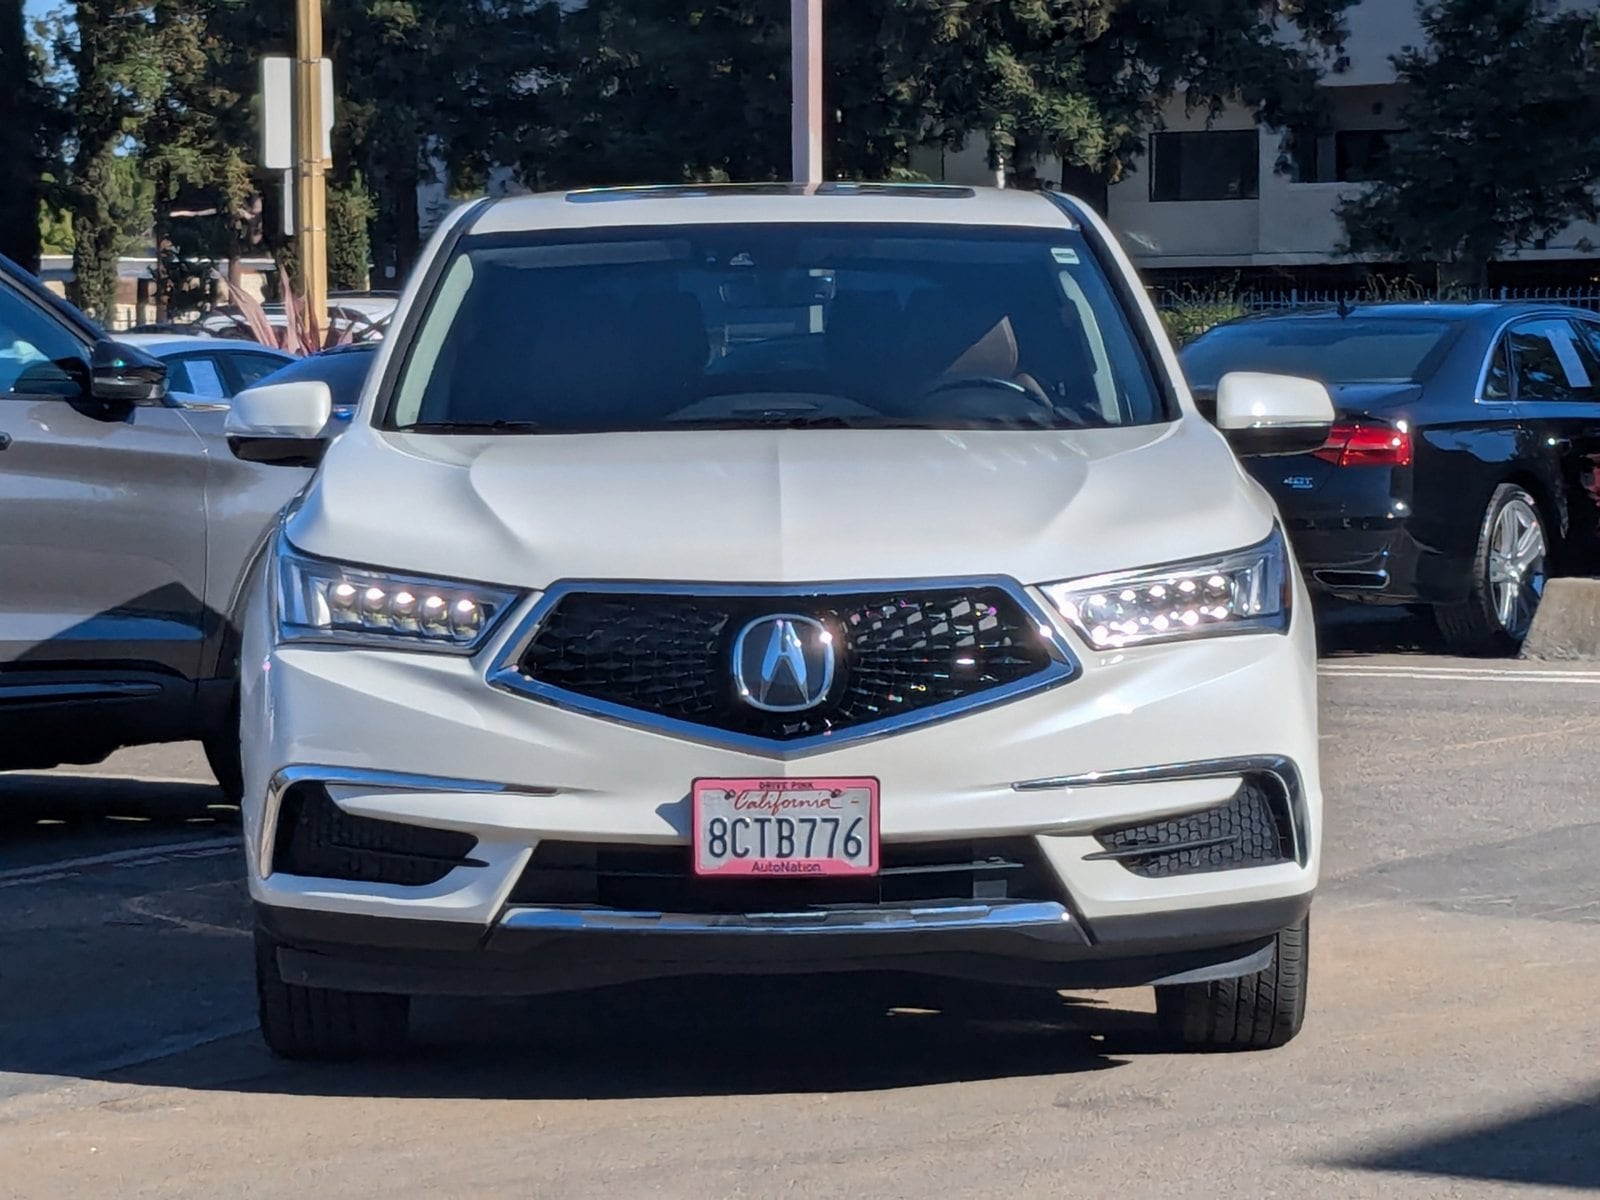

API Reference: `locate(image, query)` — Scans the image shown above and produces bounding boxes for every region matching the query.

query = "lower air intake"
[272,781,482,886]
[1090,779,1295,878]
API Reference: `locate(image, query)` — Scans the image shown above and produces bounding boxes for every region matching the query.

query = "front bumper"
[241,578,1323,996]
[258,889,1311,997]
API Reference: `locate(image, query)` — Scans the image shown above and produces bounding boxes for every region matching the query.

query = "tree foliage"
[0,0,49,269]
[531,0,1356,198]
[1339,0,1600,284]
[27,0,1363,306]
[43,2,168,317]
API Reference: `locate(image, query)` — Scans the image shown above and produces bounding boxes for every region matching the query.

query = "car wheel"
[1434,483,1548,656]
[254,928,410,1061]
[1155,917,1308,1052]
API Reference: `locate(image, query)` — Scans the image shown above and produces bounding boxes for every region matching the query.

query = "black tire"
[1433,483,1549,656]
[1155,917,1309,1052]
[202,688,244,805]
[254,928,411,1061]
[203,732,243,806]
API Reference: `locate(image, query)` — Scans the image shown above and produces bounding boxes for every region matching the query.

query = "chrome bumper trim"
[498,899,1074,936]
[484,576,1080,758]
[1011,754,1299,793]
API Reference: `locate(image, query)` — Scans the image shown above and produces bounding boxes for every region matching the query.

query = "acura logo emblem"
[731,615,836,712]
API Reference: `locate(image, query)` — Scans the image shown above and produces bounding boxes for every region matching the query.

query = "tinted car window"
[0,281,85,397]
[1483,337,1512,401]
[387,223,1171,433]
[1509,320,1593,402]
[1180,318,1460,388]
[230,352,293,390]
[253,348,376,410]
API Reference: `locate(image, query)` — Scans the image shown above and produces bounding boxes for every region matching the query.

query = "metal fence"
[1151,285,1600,315]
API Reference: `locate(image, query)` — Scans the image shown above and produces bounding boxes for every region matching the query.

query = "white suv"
[226,184,1335,1061]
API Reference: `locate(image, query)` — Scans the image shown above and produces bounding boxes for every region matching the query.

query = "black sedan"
[1181,303,1600,653]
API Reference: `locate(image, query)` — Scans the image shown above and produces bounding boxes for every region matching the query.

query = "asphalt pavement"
[1,611,1598,1199]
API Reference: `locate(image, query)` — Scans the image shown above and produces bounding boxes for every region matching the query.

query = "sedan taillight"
[1313,421,1412,468]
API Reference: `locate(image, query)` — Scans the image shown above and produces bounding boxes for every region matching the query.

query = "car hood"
[286,418,1276,589]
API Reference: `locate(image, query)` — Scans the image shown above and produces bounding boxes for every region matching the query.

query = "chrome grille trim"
[486,577,1080,757]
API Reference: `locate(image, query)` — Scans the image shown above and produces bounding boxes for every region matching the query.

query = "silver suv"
[0,256,316,792]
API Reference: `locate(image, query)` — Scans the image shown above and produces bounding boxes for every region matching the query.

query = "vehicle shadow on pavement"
[0,773,235,839]
[1314,602,1443,658]
[1335,1089,1600,1191]
[117,975,1158,1100]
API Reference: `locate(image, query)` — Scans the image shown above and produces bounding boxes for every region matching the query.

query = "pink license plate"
[692,777,880,877]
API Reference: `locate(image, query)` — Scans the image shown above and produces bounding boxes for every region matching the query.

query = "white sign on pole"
[259,55,334,168]
[319,57,335,161]
[261,57,293,170]
[280,170,295,238]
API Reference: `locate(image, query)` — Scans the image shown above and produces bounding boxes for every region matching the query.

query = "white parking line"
[1320,663,1600,682]
[0,837,238,889]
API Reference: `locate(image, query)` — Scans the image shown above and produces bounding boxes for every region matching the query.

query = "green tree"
[143,0,264,311]
[1339,0,1600,289]
[0,0,47,269]
[530,0,1355,201]
[327,170,375,290]
[44,2,167,318]
[329,0,549,280]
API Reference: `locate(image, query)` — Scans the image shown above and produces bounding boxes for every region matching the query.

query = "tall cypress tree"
[0,0,44,270]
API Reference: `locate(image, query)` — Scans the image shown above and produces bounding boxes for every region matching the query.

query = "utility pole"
[294,0,328,332]
[791,0,822,185]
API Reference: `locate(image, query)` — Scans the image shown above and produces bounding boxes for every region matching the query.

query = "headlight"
[275,543,521,652]
[1041,529,1290,650]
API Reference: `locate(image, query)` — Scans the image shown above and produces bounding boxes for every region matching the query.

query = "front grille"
[1089,779,1295,878]
[513,587,1056,741]
[272,782,482,886]
[508,839,1058,913]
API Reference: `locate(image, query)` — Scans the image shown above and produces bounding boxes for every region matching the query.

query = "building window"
[1149,131,1260,202]
[1291,129,1398,183]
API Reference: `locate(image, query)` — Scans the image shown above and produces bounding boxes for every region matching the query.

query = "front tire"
[1434,483,1548,655]
[255,928,411,1061]
[1155,918,1309,1052]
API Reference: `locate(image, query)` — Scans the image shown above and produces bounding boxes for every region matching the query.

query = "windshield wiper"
[667,414,925,429]
[402,419,543,433]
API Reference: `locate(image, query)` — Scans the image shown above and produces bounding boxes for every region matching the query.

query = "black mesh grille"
[509,839,1058,913]
[515,587,1056,740]
[1091,780,1294,878]
[272,782,482,886]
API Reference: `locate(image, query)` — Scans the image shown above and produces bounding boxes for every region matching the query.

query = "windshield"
[385,223,1170,433]
[1180,318,1461,389]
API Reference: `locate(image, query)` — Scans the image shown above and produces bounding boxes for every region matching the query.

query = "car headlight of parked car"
[1042,527,1290,650]
[275,541,521,652]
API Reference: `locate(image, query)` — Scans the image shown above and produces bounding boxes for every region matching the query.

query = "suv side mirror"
[1214,371,1336,458]
[90,339,167,406]
[226,380,334,467]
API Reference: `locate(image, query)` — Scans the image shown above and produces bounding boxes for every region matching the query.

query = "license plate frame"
[691,777,880,878]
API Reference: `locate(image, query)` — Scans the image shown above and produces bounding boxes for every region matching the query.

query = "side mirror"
[226,380,334,467]
[90,339,167,406]
[1214,371,1336,457]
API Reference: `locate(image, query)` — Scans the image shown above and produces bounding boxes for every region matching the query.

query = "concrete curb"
[1521,578,1600,660]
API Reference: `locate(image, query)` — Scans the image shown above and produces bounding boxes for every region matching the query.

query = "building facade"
[914,0,1600,290]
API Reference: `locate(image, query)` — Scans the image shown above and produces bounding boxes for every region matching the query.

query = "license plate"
[692,777,879,877]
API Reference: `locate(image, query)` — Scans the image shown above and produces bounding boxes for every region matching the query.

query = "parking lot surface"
[2,625,1598,1198]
